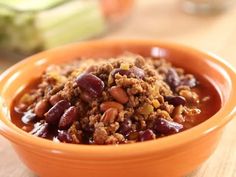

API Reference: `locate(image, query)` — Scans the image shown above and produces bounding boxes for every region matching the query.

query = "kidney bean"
[109,86,129,104]
[110,68,131,78]
[22,109,37,124]
[83,126,94,135]
[49,94,63,105]
[180,76,197,88]
[34,99,50,117]
[154,118,183,135]
[30,122,49,138]
[75,73,104,98]
[100,101,124,112]
[58,106,78,130]
[164,95,186,106]
[166,68,180,90]
[85,65,96,73]
[118,119,132,136]
[130,66,145,79]
[100,108,118,124]
[110,67,145,79]
[45,100,71,125]
[139,129,156,141]
[82,133,94,144]
[57,130,73,143]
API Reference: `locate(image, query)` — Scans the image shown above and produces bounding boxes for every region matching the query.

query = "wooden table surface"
[0,0,236,177]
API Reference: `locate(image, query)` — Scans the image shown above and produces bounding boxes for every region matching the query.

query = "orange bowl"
[0,40,236,177]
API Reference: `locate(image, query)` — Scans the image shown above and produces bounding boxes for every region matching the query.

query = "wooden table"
[1,0,236,176]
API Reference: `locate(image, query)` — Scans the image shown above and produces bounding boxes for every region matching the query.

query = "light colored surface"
[0,0,236,177]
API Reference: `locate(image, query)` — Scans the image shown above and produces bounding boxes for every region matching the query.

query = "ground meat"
[14,53,203,145]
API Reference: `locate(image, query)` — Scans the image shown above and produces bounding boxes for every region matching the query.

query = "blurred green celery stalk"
[0,0,107,54]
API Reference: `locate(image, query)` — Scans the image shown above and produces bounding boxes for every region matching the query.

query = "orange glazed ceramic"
[0,40,236,177]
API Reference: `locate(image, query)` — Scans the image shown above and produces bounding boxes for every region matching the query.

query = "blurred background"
[0,0,236,177]
[1,0,236,70]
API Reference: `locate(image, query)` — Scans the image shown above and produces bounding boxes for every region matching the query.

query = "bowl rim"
[0,39,236,159]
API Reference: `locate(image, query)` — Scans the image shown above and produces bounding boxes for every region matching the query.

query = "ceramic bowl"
[0,40,236,177]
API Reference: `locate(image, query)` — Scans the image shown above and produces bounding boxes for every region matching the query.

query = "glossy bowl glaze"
[0,40,236,177]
